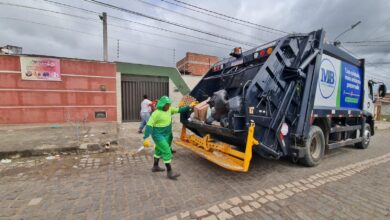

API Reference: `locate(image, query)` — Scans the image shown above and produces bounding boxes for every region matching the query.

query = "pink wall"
[0,55,117,124]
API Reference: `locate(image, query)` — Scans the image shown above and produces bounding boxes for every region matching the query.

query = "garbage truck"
[176,29,387,172]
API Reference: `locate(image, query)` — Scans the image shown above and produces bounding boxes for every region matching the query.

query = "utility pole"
[117,39,120,59]
[99,12,108,61]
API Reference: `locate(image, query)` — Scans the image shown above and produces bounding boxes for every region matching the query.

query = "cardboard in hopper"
[194,98,209,122]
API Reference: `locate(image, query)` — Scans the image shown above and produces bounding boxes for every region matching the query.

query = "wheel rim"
[364,128,371,145]
[310,135,321,159]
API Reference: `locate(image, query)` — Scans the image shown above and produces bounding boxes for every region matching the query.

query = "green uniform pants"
[153,133,173,163]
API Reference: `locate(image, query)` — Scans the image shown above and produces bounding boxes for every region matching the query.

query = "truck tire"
[300,126,325,167]
[355,123,371,149]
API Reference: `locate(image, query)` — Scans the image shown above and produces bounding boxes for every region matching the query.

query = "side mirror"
[378,84,387,98]
[368,80,374,100]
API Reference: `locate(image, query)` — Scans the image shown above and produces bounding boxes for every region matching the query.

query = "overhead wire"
[34,0,242,48]
[1,1,233,51]
[343,40,390,44]
[0,2,96,21]
[366,62,390,65]
[0,16,174,51]
[136,0,267,43]
[340,45,390,82]
[110,23,231,50]
[160,0,287,36]
[347,44,390,47]
[36,0,99,14]
[0,15,186,64]
[168,0,288,34]
[367,16,390,41]
[0,12,226,61]
[109,16,237,48]
[81,0,257,47]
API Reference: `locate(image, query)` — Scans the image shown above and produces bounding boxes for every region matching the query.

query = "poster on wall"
[20,56,61,81]
[314,54,363,110]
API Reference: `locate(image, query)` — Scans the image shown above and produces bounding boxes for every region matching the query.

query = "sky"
[0,0,390,84]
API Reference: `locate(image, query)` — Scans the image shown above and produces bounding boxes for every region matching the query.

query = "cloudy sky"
[0,0,390,84]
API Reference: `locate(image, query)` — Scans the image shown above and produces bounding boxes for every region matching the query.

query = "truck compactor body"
[176,29,383,172]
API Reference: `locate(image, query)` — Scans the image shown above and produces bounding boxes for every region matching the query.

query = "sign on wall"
[20,57,61,81]
[314,54,363,110]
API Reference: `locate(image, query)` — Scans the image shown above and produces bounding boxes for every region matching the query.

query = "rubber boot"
[151,158,165,172]
[165,163,180,180]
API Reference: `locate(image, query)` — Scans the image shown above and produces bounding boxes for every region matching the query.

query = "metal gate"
[121,75,169,122]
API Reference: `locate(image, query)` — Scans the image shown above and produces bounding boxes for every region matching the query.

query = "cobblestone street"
[0,130,389,220]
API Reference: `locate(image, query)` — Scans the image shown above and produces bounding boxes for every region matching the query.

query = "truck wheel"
[355,123,371,149]
[300,126,325,167]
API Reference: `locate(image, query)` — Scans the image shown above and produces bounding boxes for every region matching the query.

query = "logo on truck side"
[319,58,337,99]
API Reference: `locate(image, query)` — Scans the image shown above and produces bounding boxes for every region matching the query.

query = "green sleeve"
[144,112,157,139]
[170,106,190,115]
[143,125,152,139]
[170,107,179,115]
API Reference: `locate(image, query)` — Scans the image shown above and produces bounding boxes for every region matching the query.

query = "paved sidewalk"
[375,121,390,130]
[0,130,389,220]
[163,154,390,220]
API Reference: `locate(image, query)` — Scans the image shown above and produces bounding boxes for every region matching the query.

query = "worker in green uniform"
[143,96,191,180]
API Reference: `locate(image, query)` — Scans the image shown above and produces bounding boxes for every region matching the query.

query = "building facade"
[0,55,117,124]
[374,93,390,121]
[176,52,219,76]
[0,54,190,124]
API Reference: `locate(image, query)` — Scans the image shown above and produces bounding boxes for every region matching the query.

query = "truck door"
[363,79,374,115]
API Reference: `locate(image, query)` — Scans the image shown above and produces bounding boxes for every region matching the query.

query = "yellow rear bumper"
[175,123,259,172]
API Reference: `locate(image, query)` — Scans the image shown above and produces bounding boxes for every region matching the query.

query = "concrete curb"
[0,140,118,159]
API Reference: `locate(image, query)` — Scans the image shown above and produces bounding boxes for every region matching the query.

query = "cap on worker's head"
[156,96,172,110]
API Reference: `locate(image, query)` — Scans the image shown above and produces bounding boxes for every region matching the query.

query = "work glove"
[143,138,152,148]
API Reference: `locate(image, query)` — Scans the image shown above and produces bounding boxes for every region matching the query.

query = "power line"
[108,21,231,50]
[136,0,267,43]
[365,64,390,81]
[108,17,236,48]
[160,0,288,36]
[340,45,390,82]
[366,70,390,82]
[161,0,281,35]
[0,2,96,21]
[343,40,390,44]
[366,62,390,65]
[35,0,249,48]
[368,16,390,41]
[35,0,99,14]
[0,15,226,59]
[347,44,390,47]
[0,16,174,51]
[82,0,257,47]
[1,1,233,51]
[31,0,243,49]
[167,0,288,34]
